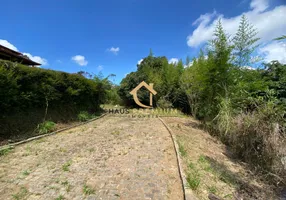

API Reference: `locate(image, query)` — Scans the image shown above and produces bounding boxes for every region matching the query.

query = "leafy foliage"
[232,15,260,67]
[118,16,286,184]
[0,60,107,139]
[118,53,187,111]
[77,111,91,122]
[0,60,103,114]
[37,121,56,134]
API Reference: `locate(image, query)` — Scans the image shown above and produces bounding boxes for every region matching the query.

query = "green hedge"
[0,60,102,140]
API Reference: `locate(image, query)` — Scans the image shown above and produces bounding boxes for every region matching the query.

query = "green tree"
[185,56,191,67]
[206,19,233,118]
[262,61,286,102]
[181,55,208,117]
[232,15,260,67]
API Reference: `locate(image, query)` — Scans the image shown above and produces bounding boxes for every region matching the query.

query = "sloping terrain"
[163,117,280,200]
[0,116,183,200]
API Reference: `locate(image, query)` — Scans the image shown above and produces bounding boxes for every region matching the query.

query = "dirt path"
[0,116,183,200]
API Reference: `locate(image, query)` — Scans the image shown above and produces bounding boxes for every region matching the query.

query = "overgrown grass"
[186,162,200,190]
[77,111,101,122]
[37,121,56,134]
[185,154,239,195]
[214,95,286,186]
[178,142,187,157]
[198,155,212,171]
[0,146,13,156]
[198,155,238,186]
[77,111,90,122]
[214,97,233,136]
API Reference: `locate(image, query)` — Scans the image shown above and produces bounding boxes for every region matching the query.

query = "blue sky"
[0,0,285,83]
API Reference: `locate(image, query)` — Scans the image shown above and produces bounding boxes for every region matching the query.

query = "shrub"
[157,97,173,108]
[214,94,286,185]
[77,111,90,122]
[231,109,285,177]
[0,60,104,139]
[214,97,234,137]
[37,121,56,134]
[209,90,286,186]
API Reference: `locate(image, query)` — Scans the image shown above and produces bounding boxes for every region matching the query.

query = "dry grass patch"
[164,117,280,200]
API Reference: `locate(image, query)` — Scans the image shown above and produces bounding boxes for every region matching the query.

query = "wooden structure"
[0,44,41,66]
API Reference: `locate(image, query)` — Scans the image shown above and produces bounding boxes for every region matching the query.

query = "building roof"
[0,44,41,66]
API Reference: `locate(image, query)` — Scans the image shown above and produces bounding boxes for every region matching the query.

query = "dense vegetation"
[0,14,284,189]
[0,60,112,140]
[119,16,286,185]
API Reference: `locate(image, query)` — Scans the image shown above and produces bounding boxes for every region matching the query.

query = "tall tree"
[232,15,260,67]
[185,56,191,67]
[206,19,233,118]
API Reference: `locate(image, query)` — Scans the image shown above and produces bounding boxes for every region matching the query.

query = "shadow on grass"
[183,121,204,130]
[205,156,276,199]
[0,108,105,146]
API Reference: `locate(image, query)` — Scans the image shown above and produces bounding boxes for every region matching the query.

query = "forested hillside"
[119,16,286,185]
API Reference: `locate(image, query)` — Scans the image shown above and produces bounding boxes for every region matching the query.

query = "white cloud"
[71,55,88,66]
[259,41,286,64]
[0,39,48,66]
[184,62,193,68]
[242,66,256,70]
[187,0,286,47]
[183,55,208,68]
[23,53,48,66]
[188,11,219,47]
[137,59,143,65]
[0,40,18,51]
[97,65,103,71]
[169,58,179,64]
[107,47,120,55]
[250,0,268,13]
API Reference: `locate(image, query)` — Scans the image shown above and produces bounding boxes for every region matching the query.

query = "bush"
[214,97,233,137]
[37,121,56,134]
[0,60,104,139]
[77,111,91,122]
[214,94,286,185]
[156,97,173,108]
[231,113,285,185]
